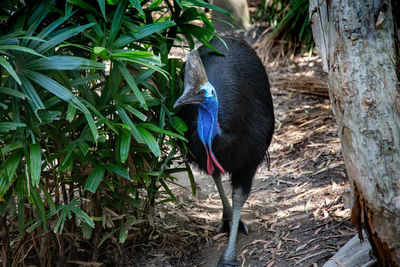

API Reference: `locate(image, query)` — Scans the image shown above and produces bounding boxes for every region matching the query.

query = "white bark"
[323,231,375,267]
[309,0,400,265]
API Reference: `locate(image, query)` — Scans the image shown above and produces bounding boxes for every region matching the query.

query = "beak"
[173,92,202,108]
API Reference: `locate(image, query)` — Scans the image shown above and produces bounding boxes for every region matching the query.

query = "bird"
[174,36,274,266]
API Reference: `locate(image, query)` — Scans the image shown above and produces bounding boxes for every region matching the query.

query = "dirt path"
[130,55,359,267]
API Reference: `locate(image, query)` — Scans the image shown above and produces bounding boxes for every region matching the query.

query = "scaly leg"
[217,186,247,266]
[212,174,248,235]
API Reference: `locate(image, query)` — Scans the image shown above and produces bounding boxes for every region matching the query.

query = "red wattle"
[209,148,225,175]
[205,147,214,175]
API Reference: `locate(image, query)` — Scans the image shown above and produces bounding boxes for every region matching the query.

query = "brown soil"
[128,54,355,267]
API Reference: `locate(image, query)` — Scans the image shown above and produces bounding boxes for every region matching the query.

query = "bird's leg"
[213,174,232,233]
[217,186,247,267]
[212,174,248,234]
[212,174,248,235]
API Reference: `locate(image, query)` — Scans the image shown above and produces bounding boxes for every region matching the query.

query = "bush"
[0,0,226,264]
[254,0,313,54]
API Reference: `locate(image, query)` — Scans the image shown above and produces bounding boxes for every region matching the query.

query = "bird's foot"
[217,257,238,267]
[215,218,248,235]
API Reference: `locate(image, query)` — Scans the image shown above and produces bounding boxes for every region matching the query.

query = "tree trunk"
[211,0,251,32]
[309,0,400,266]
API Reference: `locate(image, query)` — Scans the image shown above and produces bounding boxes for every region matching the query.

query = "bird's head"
[173,49,224,175]
[173,50,217,109]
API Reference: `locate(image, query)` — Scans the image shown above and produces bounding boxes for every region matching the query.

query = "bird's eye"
[198,90,205,96]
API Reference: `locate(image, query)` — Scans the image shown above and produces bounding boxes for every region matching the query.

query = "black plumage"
[179,37,274,195]
[175,36,274,266]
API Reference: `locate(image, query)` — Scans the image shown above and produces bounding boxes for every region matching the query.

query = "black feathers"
[179,36,274,196]
[176,36,275,266]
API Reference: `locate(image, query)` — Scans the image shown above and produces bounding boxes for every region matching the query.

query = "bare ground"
[128,54,357,267]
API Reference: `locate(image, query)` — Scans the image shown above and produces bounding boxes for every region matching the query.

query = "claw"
[215,219,248,235]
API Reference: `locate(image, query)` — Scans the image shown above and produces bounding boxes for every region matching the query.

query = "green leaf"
[138,123,187,141]
[120,130,130,163]
[29,143,42,187]
[105,164,132,181]
[129,0,144,15]
[137,126,161,157]
[159,179,176,202]
[183,0,232,17]
[66,103,76,122]
[25,0,54,37]
[0,190,13,216]
[117,63,147,109]
[0,151,23,197]
[94,46,108,58]
[37,23,95,53]
[78,141,90,155]
[70,200,95,228]
[0,122,26,132]
[0,56,21,85]
[175,0,183,8]
[41,185,56,213]
[116,104,144,143]
[19,75,45,114]
[0,87,27,99]
[180,24,222,54]
[108,0,128,46]
[38,110,61,123]
[53,206,67,234]
[68,0,98,13]
[119,216,136,244]
[23,70,99,141]
[84,165,105,193]
[97,0,106,18]
[178,7,202,24]
[70,73,101,87]
[0,45,46,58]
[1,142,23,156]
[29,187,48,231]
[173,116,188,134]
[119,103,147,121]
[111,50,153,58]
[94,46,106,54]
[111,21,176,48]
[23,70,74,101]
[26,56,105,70]
[185,162,196,196]
[127,21,175,41]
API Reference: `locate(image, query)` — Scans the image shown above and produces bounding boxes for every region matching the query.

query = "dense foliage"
[255,0,313,53]
[0,0,226,264]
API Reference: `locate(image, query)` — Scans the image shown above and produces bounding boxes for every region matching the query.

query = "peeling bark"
[310,0,400,265]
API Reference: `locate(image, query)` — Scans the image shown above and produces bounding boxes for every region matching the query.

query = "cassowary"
[174,36,274,266]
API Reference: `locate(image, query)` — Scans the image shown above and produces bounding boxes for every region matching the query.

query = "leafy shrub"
[254,0,313,54]
[0,0,226,264]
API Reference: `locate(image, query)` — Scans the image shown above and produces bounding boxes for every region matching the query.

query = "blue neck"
[197,98,221,147]
[196,97,224,175]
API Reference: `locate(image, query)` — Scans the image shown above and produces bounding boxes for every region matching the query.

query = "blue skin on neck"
[196,82,224,175]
